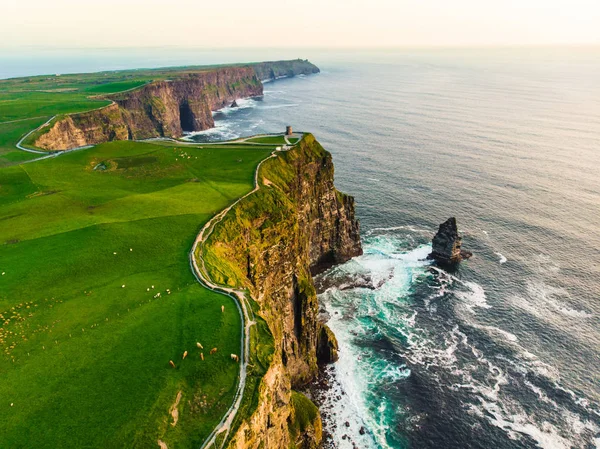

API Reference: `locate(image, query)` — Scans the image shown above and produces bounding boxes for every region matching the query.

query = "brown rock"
[427,217,472,265]
[316,324,339,364]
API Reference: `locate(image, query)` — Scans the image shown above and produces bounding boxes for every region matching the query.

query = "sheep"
[230,354,239,362]
[169,360,176,368]
[182,351,188,360]
[210,348,217,355]
[196,342,203,349]
[200,353,204,361]
[121,285,126,288]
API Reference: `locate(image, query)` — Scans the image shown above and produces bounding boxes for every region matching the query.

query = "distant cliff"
[201,135,362,448]
[250,59,320,81]
[34,60,319,151]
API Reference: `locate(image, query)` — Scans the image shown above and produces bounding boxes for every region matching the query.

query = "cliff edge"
[33,60,319,151]
[200,134,362,448]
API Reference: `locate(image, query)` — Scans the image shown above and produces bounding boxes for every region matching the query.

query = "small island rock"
[428,217,472,265]
[230,99,239,108]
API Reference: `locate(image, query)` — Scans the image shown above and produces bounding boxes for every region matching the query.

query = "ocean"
[4,47,600,448]
[184,48,600,449]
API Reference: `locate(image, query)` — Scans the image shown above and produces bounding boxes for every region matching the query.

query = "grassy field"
[0,63,253,167]
[245,135,288,145]
[0,139,273,448]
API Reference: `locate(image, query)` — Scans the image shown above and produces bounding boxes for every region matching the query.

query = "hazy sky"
[2,0,599,48]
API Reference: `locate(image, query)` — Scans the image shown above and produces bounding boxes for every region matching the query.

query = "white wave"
[214,97,258,116]
[317,243,434,448]
[475,324,519,343]
[180,119,242,142]
[509,280,593,320]
[478,400,572,449]
[318,233,599,448]
[429,267,491,315]
[320,318,390,448]
[454,281,492,314]
[259,103,299,110]
[495,252,507,264]
[261,75,290,83]
[365,225,432,237]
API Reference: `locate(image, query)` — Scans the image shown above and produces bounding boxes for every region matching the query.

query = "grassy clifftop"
[0,138,274,448]
[0,59,319,163]
[200,134,361,448]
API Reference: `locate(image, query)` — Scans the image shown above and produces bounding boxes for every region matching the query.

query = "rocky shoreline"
[306,365,368,449]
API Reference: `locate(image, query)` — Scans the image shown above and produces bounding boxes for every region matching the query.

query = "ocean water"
[4,48,600,448]
[185,49,600,449]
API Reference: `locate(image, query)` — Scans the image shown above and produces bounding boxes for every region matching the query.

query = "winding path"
[190,135,300,449]
[11,122,298,447]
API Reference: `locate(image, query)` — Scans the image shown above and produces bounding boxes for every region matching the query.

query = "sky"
[2,0,600,48]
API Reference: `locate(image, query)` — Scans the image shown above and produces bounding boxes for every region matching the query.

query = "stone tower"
[286,125,293,136]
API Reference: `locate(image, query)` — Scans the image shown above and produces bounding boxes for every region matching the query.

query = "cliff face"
[202,135,362,448]
[250,59,320,81]
[35,67,261,150]
[34,60,319,151]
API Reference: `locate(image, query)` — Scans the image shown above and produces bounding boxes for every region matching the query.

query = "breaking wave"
[315,230,600,449]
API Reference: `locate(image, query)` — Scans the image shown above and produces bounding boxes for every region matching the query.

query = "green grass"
[245,135,287,145]
[0,119,50,166]
[288,390,321,445]
[0,139,273,448]
[0,61,307,166]
[83,80,148,94]
[0,91,110,123]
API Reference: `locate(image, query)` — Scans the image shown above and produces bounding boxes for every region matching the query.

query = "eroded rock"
[428,217,472,265]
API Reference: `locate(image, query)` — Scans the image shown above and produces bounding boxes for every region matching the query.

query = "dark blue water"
[4,48,599,448]
[186,49,600,449]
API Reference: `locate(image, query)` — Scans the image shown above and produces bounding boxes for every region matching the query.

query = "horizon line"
[1,43,600,51]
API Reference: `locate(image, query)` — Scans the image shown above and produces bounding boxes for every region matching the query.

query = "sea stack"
[428,217,472,265]
[230,99,239,108]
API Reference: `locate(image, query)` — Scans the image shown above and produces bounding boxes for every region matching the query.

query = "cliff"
[428,217,472,265]
[250,59,320,81]
[33,60,319,151]
[201,134,362,448]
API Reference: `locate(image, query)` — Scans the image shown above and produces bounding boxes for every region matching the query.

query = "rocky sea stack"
[428,217,472,265]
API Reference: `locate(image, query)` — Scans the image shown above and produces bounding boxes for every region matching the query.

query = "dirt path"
[192,135,301,449]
